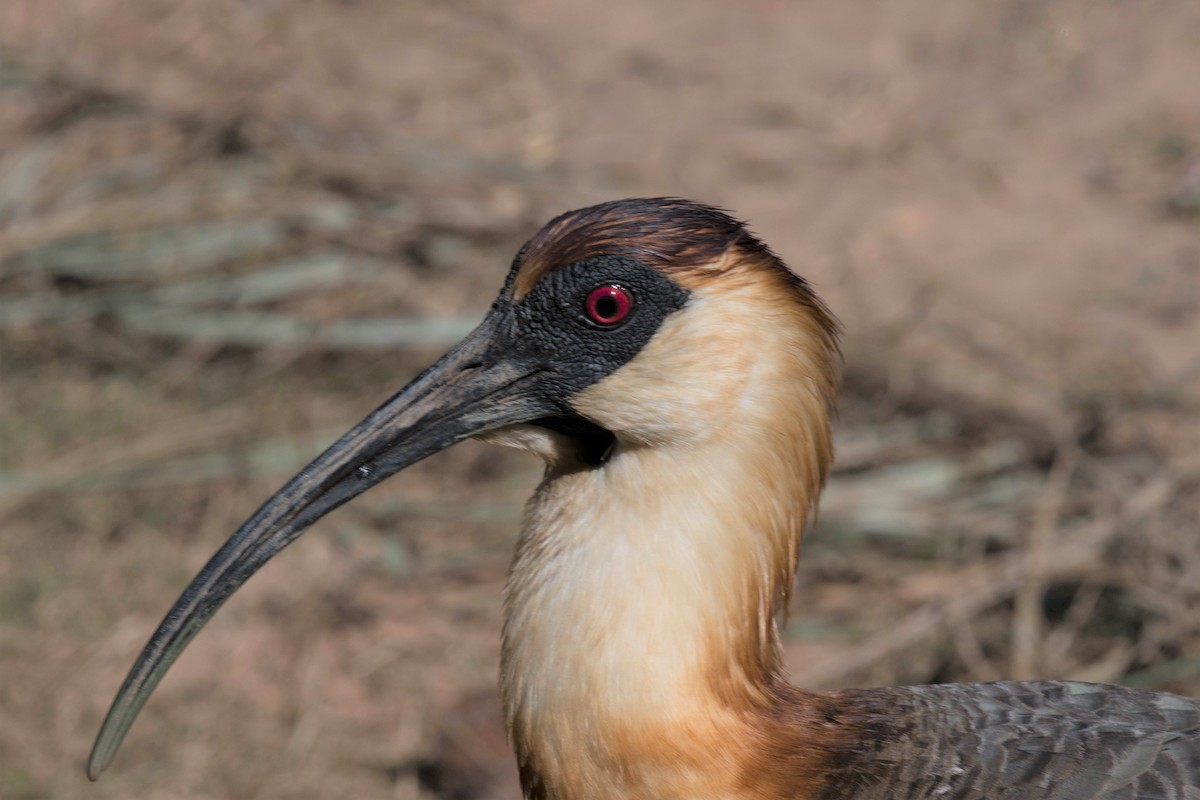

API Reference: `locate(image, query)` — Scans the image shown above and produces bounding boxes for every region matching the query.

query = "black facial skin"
[515,255,690,386]
[87,249,688,779]
[507,255,689,462]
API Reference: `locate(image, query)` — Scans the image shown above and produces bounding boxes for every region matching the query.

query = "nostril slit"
[456,362,484,380]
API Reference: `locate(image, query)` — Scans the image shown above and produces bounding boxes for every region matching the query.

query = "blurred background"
[2,1,1200,798]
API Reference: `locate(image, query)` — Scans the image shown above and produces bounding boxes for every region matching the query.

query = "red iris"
[584,284,633,326]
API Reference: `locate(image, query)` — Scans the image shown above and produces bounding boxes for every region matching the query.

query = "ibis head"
[88,198,841,782]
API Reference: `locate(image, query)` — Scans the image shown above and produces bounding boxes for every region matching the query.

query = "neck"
[501,421,834,799]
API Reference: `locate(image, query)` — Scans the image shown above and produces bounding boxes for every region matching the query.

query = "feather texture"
[822,681,1200,800]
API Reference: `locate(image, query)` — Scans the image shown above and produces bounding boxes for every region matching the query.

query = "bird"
[89,198,1200,799]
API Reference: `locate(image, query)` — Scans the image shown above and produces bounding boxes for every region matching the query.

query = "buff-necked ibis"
[90,198,1200,799]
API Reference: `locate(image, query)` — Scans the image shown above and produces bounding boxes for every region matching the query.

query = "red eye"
[584,284,633,326]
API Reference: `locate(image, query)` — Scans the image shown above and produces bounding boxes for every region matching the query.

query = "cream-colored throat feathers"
[496,278,838,800]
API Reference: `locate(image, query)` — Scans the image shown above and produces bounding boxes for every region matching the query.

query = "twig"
[948,603,1004,682]
[796,472,1177,689]
[0,252,371,328]
[1041,583,1102,674]
[1011,444,1078,679]
[119,310,478,350]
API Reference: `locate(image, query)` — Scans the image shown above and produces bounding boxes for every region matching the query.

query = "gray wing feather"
[823,681,1200,800]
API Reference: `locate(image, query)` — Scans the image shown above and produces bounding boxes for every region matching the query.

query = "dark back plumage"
[825,681,1200,800]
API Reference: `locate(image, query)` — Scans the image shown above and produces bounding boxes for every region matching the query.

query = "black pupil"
[595,294,620,320]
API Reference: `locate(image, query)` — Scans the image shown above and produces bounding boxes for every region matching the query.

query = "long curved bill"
[88,307,548,779]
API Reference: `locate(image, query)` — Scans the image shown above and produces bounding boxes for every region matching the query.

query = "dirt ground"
[2,2,1199,798]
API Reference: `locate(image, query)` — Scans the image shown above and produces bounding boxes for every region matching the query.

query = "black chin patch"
[531,414,616,466]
